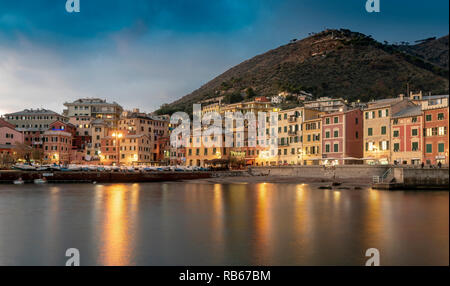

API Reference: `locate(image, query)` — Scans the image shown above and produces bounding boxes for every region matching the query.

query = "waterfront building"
[3,109,68,149]
[100,132,152,165]
[322,109,364,165]
[63,98,123,128]
[301,117,322,165]
[422,104,449,166]
[391,105,423,165]
[304,97,348,112]
[118,109,170,162]
[363,98,416,164]
[42,130,73,164]
[83,119,109,162]
[274,107,322,165]
[185,132,229,168]
[0,118,24,155]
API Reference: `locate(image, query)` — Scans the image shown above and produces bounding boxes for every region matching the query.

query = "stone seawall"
[249,165,390,182]
[393,168,449,189]
[0,170,214,184]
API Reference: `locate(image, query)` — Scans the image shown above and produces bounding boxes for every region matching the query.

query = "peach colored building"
[363,98,416,164]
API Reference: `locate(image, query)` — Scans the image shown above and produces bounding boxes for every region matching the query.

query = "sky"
[0,0,448,115]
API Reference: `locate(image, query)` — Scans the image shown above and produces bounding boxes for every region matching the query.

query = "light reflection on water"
[0,183,448,266]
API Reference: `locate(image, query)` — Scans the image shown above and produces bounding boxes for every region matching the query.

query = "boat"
[67,165,82,171]
[12,164,36,171]
[13,178,25,185]
[34,178,47,184]
[36,165,50,171]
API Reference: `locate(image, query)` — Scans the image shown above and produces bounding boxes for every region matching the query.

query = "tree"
[224,92,244,104]
[12,143,33,163]
[0,153,15,168]
[245,87,257,98]
[31,149,44,165]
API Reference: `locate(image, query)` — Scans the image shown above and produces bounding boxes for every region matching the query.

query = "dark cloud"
[0,0,448,114]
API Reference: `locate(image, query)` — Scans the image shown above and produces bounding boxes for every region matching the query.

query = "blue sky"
[0,0,448,114]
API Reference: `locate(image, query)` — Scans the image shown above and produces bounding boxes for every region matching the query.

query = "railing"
[373,168,393,184]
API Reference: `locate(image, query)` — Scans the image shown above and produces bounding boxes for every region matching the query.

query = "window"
[394,143,400,152]
[438,143,445,153]
[393,119,398,125]
[385,109,389,117]
[381,126,386,135]
[393,130,399,137]
[378,110,382,118]
[380,140,389,151]
[325,131,330,138]
[412,117,418,123]
[334,130,339,137]
[437,113,444,120]
[412,142,419,151]
[426,114,432,121]
[325,118,330,124]
[325,144,330,153]
[412,129,418,136]
[333,144,339,153]
[355,131,359,139]
[334,117,338,124]
[368,128,373,136]
[438,127,447,136]
[426,144,432,153]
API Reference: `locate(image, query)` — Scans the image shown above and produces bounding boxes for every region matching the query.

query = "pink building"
[0,118,24,154]
[322,109,363,164]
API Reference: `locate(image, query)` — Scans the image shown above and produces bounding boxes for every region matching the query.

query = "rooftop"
[4,109,63,117]
[64,98,121,106]
[392,105,422,119]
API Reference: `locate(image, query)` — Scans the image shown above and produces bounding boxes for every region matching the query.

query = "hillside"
[398,35,449,69]
[157,29,449,115]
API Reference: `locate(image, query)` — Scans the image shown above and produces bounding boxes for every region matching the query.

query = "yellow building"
[302,117,322,165]
[220,99,276,116]
[201,102,222,115]
[275,107,322,165]
[185,133,229,168]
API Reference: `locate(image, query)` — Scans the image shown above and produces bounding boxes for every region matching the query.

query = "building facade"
[423,106,449,165]
[322,109,363,165]
[0,118,24,155]
[63,98,123,128]
[3,109,68,149]
[391,106,423,165]
[363,98,416,164]
[302,117,322,165]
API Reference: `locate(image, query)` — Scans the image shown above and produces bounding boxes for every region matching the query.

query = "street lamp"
[112,132,123,166]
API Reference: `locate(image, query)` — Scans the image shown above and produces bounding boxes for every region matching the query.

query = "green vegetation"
[156,29,448,115]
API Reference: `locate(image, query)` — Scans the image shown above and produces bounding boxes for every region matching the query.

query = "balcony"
[288,117,298,123]
[288,130,298,136]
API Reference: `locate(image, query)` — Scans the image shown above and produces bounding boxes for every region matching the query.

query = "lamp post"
[112,132,123,166]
